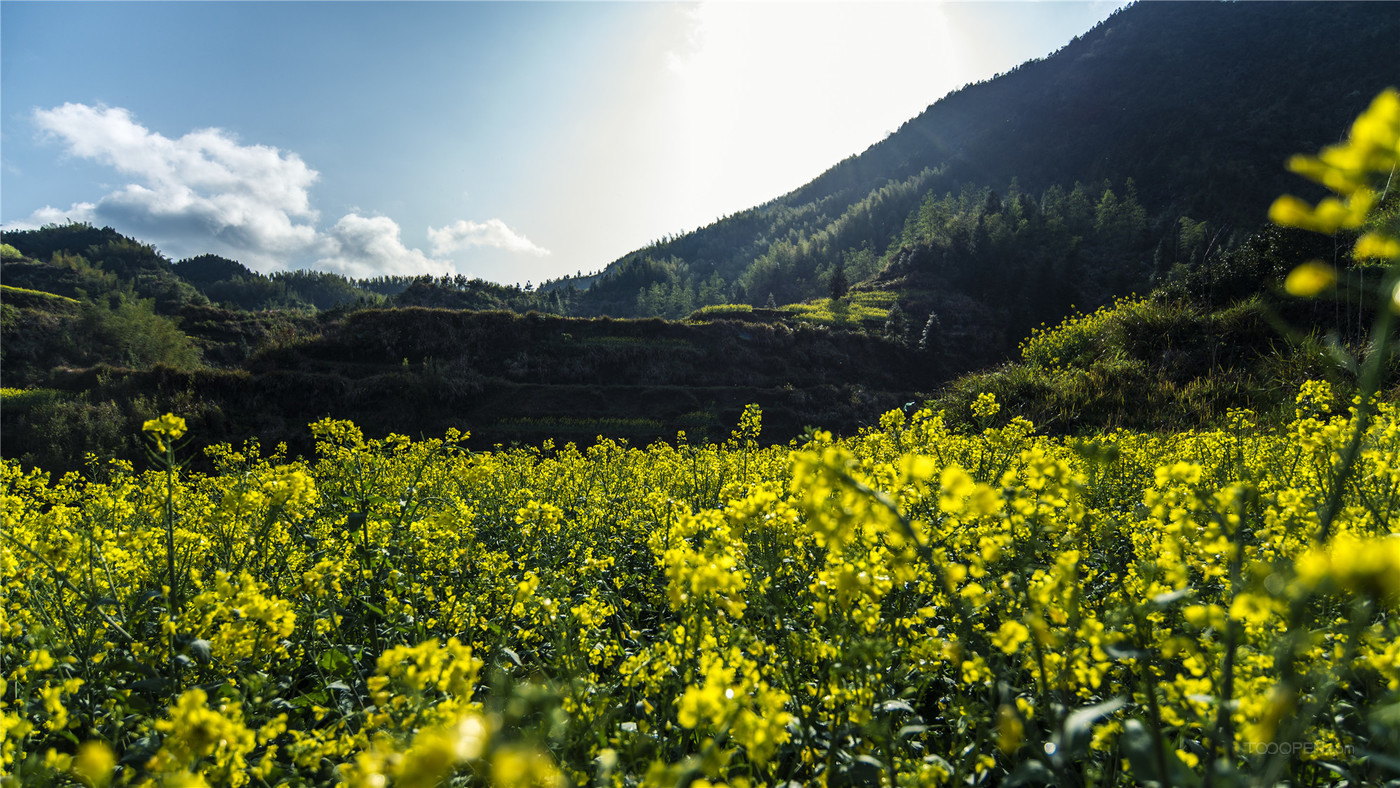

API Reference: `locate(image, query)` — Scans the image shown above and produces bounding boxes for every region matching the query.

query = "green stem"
[1316,263,1398,542]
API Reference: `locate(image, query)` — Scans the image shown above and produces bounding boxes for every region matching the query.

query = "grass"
[687,304,755,321]
[1,284,81,305]
[492,415,666,434]
[0,387,65,411]
[571,335,693,349]
[930,294,1393,433]
[781,290,897,330]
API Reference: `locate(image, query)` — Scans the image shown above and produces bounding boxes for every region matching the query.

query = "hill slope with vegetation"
[1,229,937,470]
[565,1,1398,329]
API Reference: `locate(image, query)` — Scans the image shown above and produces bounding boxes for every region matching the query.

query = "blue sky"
[2,1,1125,285]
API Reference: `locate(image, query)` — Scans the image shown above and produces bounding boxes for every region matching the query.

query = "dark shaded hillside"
[2,309,936,472]
[853,2,1397,224]
[571,1,1399,321]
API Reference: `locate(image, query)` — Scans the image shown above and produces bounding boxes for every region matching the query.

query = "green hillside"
[566,2,1398,329]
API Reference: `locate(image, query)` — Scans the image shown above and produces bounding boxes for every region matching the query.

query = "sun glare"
[660,2,962,225]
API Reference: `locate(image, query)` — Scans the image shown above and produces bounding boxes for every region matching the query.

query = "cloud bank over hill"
[7,103,548,277]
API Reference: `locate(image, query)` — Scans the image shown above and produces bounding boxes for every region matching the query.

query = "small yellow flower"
[143,413,187,451]
[143,413,187,439]
[71,741,116,787]
[491,744,565,787]
[1269,192,1372,234]
[1296,533,1400,601]
[1269,194,1324,229]
[992,620,1030,655]
[1350,88,1400,150]
[996,704,1024,755]
[971,392,1001,419]
[1283,261,1336,297]
[1354,232,1400,261]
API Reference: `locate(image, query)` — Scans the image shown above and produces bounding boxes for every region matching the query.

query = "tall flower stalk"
[143,413,188,692]
[1269,88,1400,541]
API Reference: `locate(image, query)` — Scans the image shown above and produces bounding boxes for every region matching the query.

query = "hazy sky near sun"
[1,1,1126,285]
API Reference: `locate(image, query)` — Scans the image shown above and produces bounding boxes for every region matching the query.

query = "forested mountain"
[569,1,1399,331]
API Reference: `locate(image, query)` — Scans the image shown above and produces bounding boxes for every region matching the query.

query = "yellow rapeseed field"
[3,386,1398,787]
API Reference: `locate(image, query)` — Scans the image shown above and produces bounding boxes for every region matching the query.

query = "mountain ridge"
[567,1,1399,319]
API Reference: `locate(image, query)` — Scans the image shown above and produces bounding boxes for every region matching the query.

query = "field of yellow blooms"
[3,385,1399,787]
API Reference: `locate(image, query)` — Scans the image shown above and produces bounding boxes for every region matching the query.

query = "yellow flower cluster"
[1270,89,1398,234]
[1295,533,1400,601]
[186,571,298,666]
[142,413,188,453]
[145,688,258,786]
[1270,88,1400,295]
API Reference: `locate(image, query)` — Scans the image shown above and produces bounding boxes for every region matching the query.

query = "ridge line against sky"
[1,1,1127,285]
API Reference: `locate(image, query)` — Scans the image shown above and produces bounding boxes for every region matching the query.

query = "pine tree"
[918,310,943,353]
[884,303,910,346]
[829,259,849,300]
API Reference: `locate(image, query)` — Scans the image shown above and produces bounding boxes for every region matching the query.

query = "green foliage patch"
[781,290,895,330]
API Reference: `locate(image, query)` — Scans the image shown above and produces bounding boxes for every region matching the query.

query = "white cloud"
[16,202,99,227]
[428,218,550,257]
[9,103,542,279]
[22,103,320,267]
[315,213,452,279]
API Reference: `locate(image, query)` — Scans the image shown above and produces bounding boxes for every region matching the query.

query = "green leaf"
[1315,761,1351,781]
[1055,696,1126,761]
[1120,719,1158,779]
[1359,749,1400,774]
[875,699,914,714]
[829,755,884,788]
[1104,643,1150,660]
[1006,759,1056,786]
[1120,718,1198,787]
[188,639,212,664]
[317,648,352,675]
[119,736,161,766]
[129,677,170,696]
